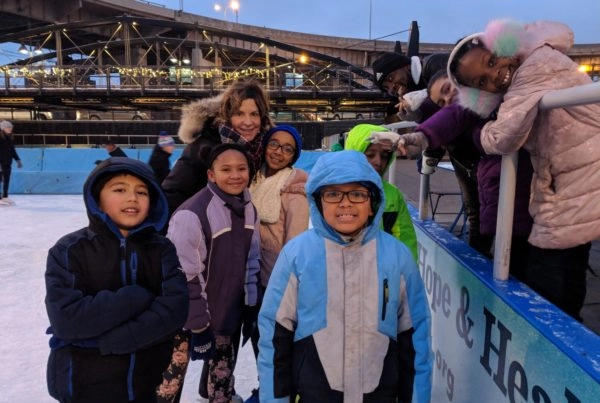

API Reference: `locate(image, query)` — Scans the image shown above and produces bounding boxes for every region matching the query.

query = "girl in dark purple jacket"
[422,71,533,279]
[371,71,533,278]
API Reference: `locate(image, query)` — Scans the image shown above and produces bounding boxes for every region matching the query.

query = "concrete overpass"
[0,0,598,119]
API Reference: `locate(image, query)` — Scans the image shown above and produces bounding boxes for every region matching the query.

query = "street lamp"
[18,43,29,55]
[214,1,239,23]
[230,0,239,23]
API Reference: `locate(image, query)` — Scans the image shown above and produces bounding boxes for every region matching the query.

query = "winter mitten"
[400,131,428,148]
[16,160,23,168]
[241,304,259,346]
[189,327,215,361]
[397,132,428,159]
[396,89,428,121]
[368,131,402,148]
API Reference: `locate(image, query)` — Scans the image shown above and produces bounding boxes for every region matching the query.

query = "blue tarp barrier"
[10,147,320,194]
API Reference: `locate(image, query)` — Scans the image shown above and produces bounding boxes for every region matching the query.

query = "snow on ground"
[0,195,257,402]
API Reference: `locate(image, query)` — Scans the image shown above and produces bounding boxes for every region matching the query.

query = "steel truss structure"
[0,15,389,117]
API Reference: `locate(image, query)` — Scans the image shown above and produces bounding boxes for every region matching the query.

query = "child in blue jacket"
[258,150,432,403]
[44,157,189,402]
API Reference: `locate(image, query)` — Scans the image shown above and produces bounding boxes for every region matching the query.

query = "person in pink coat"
[244,125,309,401]
[448,19,600,322]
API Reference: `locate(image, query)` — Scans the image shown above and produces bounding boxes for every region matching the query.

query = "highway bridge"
[0,0,599,143]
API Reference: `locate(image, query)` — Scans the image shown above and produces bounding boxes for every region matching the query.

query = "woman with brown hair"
[161,79,273,215]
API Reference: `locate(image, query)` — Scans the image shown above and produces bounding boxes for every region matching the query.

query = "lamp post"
[230,1,239,23]
[369,0,372,40]
[215,1,239,22]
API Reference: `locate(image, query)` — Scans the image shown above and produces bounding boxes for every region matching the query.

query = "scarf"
[218,124,264,174]
[249,167,293,224]
[207,181,250,217]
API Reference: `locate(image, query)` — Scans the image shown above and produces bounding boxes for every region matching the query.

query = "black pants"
[1,163,12,198]
[525,242,591,322]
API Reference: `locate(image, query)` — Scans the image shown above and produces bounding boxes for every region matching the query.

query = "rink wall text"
[413,216,600,402]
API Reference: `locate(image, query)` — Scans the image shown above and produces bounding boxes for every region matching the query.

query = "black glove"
[189,327,216,361]
[242,304,259,347]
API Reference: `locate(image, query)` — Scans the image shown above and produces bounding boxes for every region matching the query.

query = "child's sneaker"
[244,389,259,403]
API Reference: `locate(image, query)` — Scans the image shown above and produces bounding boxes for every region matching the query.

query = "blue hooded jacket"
[258,151,432,402]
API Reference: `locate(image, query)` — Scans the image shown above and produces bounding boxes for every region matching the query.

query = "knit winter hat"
[0,120,13,131]
[372,52,412,90]
[157,131,175,148]
[263,125,303,165]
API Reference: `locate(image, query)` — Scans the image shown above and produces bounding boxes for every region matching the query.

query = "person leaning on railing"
[448,18,600,322]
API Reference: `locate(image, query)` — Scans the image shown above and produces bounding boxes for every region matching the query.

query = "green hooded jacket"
[345,124,418,261]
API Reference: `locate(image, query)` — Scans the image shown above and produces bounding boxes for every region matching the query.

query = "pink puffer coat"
[480,21,600,249]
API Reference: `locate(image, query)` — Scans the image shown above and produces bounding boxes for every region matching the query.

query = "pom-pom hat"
[158,131,175,148]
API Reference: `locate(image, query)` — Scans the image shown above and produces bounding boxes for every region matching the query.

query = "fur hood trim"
[447,32,504,118]
[447,19,573,118]
[177,95,223,144]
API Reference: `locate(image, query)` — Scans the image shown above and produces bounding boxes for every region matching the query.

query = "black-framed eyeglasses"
[266,140,295,157]
[320,189,370,204]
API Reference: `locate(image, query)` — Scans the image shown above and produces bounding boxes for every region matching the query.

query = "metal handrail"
[0,64,378,94]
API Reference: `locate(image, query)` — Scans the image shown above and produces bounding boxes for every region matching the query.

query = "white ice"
[0,195,257,403]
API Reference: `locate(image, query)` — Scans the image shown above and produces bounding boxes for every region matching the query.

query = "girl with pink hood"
[448,19,600,322]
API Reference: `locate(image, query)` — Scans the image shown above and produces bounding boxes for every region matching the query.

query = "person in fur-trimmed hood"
[161,79,273,215]
[448,19,600,322]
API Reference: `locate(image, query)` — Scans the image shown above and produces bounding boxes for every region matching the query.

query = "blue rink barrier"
[412,208,600,402]
[11,147,325,194]
[11,147,183,194]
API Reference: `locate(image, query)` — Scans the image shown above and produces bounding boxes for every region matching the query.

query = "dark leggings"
[525,242,591,322]
[1,164,12,198]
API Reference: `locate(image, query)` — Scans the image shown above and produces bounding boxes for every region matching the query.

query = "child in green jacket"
[345,123,418,261]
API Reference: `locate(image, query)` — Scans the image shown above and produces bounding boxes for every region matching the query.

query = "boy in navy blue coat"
[44,157,188,402]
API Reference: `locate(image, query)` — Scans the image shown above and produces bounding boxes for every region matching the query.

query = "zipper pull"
[381,278,389,320]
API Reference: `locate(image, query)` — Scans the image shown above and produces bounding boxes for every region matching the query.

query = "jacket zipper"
[381,278,389,320]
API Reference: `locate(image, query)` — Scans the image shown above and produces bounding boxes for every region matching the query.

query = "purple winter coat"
[418,103,532,237]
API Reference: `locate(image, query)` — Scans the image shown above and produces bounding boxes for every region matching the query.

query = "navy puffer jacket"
[45,157,188,402]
